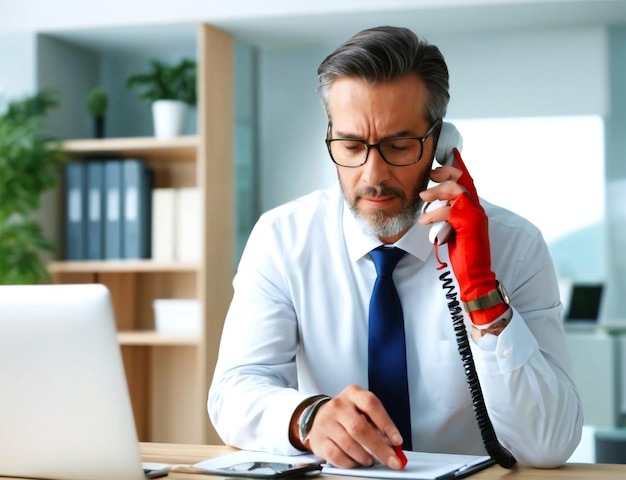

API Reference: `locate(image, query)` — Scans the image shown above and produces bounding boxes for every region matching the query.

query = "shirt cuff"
[260,389,313,456]
[469,307,539,376]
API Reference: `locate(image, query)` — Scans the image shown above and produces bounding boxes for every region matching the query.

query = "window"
[450,116,605,281]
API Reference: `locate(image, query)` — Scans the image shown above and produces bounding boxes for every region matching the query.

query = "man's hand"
[419,149,509,327]
[304,385,406,470]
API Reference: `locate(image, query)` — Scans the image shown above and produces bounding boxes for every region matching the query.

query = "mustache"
[355,184,407,201]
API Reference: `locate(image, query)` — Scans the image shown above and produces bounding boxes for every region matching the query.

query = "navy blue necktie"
[368,246,412,450]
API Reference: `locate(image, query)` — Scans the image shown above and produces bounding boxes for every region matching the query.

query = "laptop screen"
[0,283,145,480]
[565,283,604,323]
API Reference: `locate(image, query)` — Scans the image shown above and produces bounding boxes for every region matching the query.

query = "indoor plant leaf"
[0,90,62,285]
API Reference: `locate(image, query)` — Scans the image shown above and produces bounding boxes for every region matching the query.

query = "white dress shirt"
[208,185,583,467]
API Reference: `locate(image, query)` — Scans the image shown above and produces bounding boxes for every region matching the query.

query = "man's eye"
[386,139,411,151]
[341,141,364,152]
[388,144,408,152]
[384,139,419,153]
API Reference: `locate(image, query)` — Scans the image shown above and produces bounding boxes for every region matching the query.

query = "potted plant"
[86,86,108,138]
[126,58,197,139]
[0,90,63,284]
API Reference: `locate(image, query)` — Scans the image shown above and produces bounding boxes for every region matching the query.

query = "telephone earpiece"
[434,121,463,166]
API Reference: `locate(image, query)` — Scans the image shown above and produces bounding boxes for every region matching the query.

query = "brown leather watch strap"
[288,395,329,451]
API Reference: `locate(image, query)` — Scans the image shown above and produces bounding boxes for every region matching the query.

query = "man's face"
[326,74,436,244]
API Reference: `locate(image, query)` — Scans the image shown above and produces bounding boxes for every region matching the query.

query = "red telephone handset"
[424,121,463,245]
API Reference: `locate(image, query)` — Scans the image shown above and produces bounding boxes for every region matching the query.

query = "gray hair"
[317,26,449,123]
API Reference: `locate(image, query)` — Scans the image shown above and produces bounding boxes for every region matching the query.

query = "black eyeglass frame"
[325,120,441,168]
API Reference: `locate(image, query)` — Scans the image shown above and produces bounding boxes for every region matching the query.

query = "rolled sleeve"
[467,309,582,467]
[470,309,539,376]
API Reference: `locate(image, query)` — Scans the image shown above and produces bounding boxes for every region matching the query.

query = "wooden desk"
[140,443,626,479]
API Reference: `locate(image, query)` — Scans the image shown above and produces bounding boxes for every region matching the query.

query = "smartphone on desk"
[185,448,324,478]
[204,461,321,478]
[143,462,170,478]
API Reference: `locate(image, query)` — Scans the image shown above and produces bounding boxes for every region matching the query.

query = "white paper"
[323,451,491,479]
[175,187,201,262]
[193,449,492,480]
[151,188,176,261]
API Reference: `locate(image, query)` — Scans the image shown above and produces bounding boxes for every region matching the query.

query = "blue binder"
[122,159,153,259]
[64,161,87,260]
[103,160,124,260]
[86,161,105,260]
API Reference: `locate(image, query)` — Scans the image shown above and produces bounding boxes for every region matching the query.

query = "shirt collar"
[341,193,435,263]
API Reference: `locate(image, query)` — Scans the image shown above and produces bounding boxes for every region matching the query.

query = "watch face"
[498,282,510,305]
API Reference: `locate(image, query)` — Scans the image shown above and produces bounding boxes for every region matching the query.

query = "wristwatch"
[464,281,510,312]
[298,395,331,447]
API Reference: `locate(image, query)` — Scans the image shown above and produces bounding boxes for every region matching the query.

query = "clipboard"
[192,449,495,480]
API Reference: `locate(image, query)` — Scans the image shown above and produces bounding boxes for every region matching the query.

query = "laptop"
[0,283,164,480]
[564,283,604,329]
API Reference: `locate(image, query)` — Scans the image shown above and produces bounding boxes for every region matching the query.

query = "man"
[208,26,582,470]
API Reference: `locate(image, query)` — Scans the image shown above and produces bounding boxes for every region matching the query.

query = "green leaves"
[3,90,58,123]
[86,86,109,117]
[0,90,61,284]
[126,58,197,104]
[0,219,54,284]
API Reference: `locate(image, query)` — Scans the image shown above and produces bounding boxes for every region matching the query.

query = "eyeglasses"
[325,121,440,168]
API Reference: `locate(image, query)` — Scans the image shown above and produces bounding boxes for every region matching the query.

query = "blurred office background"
[1,0,625,463]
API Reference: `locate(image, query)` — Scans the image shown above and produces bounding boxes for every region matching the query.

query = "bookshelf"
[61,135,199,154]
[47,24,234,445]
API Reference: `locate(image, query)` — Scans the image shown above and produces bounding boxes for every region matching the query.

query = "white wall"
[0,32,37,103]
[36,35,99,139]
[604,26,626,321]
[436,28,608,119]
[257,46,333,211]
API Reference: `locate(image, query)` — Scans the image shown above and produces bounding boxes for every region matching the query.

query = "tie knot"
[370,246,405,277]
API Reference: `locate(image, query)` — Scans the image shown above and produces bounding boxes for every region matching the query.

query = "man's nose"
[361,146,392,184]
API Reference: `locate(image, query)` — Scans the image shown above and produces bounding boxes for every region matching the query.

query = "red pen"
[393,445,408,469]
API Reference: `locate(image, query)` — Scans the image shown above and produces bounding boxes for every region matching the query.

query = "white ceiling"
[218,0,626,47]
[23,0,626,52]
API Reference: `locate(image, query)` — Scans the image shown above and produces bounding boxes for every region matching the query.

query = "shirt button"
[501,346,513,358]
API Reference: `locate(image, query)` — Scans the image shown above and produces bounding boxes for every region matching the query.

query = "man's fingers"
[418,203,451,226]
[313,399,375,467]
[314,437,367,469]
[346,386,403,446]
[421,166,463,203]
[306,385,406,470]
[428,165,462,184]
[343,388,406,469]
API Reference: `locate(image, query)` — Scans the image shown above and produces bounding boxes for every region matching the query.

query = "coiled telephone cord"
[435,244,517,469]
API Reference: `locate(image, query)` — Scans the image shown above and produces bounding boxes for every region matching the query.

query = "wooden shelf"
[48,260,200,273]
[62,135,200,161]
[47,24,234,446]
[117,330,201,346]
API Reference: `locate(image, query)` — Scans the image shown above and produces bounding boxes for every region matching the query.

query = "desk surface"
[141,443,626,480]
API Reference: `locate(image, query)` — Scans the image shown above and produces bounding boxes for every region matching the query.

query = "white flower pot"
[152,100,188,139]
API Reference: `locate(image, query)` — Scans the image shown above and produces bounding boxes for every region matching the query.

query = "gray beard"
[340,177,427,240]
[352,204,418,239]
